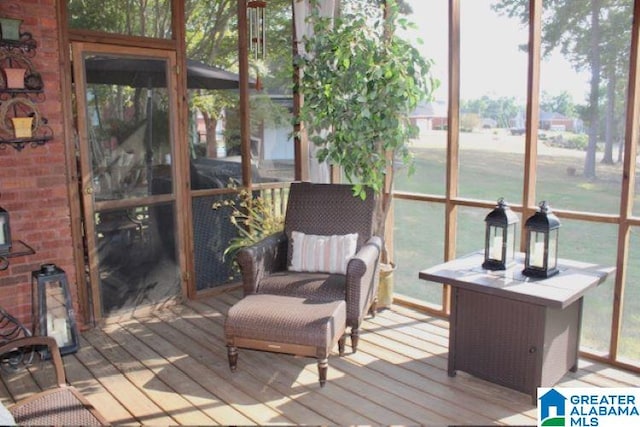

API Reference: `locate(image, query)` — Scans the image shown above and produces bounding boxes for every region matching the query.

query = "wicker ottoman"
[224,294,347,387]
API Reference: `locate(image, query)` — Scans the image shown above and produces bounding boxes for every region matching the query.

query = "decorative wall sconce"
[31,264,80,357]
[0,207,11,255]
[247,1,266,60]
[522,201,560,278]
[483,198,519,271]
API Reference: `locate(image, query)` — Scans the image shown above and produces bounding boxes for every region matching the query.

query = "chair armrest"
[0,336,66,387]
[236,231,288,296]
[345,236,383,325]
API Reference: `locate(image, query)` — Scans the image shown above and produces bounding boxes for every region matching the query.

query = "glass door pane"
[73,44,182,318]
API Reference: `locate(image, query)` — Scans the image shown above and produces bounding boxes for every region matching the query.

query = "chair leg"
[318,358,328,387]
[227,346,238,372]
[350,328,359,353]
[369,298,378,318]
[338,334,346,356]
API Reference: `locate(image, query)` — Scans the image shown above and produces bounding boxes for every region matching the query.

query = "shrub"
[213,187,285,270]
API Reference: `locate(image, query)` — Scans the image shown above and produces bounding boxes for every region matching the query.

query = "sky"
[400,0,591,104]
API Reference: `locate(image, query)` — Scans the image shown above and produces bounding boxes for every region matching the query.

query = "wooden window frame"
[394,0,640,374]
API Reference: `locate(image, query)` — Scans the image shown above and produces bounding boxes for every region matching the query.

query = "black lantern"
[31,264,79,356]
[522,201,560,278]
[0,207,11,255]
[483,198,519,271]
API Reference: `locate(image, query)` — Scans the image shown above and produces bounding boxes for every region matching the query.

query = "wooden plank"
[370,309,451,351]
[358,318,537,423]
[160,302,372,425]
[117,319,258,426]
[207,290,537,423]
[5,292,639,426]
[0,363,42,403]
[83,326,216,425]
[0,374,14,408]
[105,318,264,425]
[73,335,175,425]
[570,359,640,387]
[132,310,291,425]
[63,351,135,425]
[202,296,457,425]
[184,299,388,425]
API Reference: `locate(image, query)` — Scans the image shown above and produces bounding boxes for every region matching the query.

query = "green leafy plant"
[296,0,438,256]
[213,188,285,270]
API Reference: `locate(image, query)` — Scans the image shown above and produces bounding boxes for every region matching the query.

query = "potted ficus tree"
[296,0,438,306]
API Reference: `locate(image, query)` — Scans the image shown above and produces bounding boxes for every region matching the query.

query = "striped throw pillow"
[289,231,358,274]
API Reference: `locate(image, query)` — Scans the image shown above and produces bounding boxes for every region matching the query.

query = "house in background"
[539,111,584,133]
[410,100,448,133]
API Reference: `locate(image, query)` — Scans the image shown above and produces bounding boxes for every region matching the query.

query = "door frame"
[71,42,189,322]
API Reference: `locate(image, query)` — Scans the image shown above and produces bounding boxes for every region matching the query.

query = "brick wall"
[0,2,79,329]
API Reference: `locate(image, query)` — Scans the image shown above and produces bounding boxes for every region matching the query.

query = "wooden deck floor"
[2,289,639,425]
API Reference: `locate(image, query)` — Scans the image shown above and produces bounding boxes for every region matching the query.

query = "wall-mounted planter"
[0,18,22,41]
[4,68,26,89]
[11,117,33,138]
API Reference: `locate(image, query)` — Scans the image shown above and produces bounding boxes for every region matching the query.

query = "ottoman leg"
[227,346,238,372]
[318,358,328,387]
[351,328,359,353]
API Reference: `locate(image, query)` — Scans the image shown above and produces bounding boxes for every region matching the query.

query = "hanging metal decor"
[247,1,267,60]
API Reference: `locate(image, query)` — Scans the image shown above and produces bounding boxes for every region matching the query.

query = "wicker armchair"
[0,336,108,426]
[236,182,382,352]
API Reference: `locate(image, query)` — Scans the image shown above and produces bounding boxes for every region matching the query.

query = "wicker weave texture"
[284,182,374,266]
[10,388,105,426]
[225,294,346,350]
[256,271,346,302]
[453,288,543,394]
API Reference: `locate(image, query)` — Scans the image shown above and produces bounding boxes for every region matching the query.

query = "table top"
[418,251,615,309]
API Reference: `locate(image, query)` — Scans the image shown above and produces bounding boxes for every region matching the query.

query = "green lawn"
[393,137,640,362]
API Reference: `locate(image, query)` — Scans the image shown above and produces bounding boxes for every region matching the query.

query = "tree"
[185,0,294,158]
[598,3,632,164]
[493,0,632,178]
[461,95,520,128]
[297,0,437,252]
[540,91,577,118]
[68,0,172,37]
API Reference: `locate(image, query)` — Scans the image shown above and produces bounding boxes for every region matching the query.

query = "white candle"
[532,242,545,267]
[490,235,503,259]
[49,330,64,347]
[47,313,53,333]
[52,317,70,346]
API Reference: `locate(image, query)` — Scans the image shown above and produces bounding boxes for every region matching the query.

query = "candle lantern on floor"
[0,207,11,255]
[482,198,519,271]
[31,264,79,356]
[522,201,560,278]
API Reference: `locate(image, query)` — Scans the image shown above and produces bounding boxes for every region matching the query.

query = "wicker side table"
[419,251,613,404]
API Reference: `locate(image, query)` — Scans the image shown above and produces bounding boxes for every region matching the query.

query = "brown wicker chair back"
[284,182,374,266]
